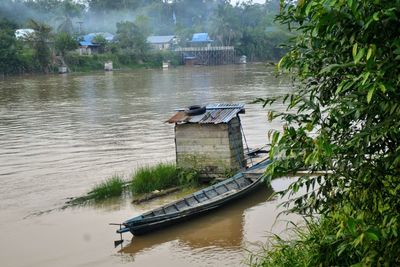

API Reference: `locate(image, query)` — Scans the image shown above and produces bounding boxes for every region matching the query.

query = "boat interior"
[141,161,267,219]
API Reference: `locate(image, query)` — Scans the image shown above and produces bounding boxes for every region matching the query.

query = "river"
[0,65,298,267]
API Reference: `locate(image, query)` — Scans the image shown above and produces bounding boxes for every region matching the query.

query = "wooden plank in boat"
[243,172,263,182]
[176,200,189,210]
[215,185,229,194]
[164,205,176,214]
[236,176,251,187]
[204,189,218,198]
[153,209,164,216]
[186,196,198,205]
[202,191,211,199]
[226,181,240,190]
[196,192,208,202]
[244,168,265,174]
[183,198,191,207]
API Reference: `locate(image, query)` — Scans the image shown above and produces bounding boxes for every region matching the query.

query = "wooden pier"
[175,46,235,65]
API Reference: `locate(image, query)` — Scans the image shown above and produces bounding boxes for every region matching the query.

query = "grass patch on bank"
[68,163,200,205]
[91,175,125,200]
[131,163,178,194]
[131,163,200,194]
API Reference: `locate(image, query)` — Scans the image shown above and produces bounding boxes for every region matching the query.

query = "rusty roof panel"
[167,103,245,124]
[166,111,190,123]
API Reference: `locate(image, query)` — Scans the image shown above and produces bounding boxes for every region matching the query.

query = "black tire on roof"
[185,105,206,116]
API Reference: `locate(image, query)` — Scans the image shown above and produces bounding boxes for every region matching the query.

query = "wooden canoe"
[117,158,271,236]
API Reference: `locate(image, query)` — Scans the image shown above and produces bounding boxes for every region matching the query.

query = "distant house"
[189,33,213,46]
[147,35,177,50]
[78,32,114,55]
[15,29,35,40]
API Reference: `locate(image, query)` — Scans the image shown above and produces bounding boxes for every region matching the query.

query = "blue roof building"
[78,32,114,55]
[191,33,212,43]
[79,32,114,47]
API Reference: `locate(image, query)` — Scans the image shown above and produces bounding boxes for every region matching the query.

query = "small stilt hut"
[167,103,246,180]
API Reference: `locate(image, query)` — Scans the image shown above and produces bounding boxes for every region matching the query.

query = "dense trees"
[56,0,85,34]
[116,20,149,52]
[206,1,292,61]
[0,0,288,74]
[0,20,21,76]
[259,0,400,265]
[27,19,53,73]
[55,32,78,57]
[113,19,150,64]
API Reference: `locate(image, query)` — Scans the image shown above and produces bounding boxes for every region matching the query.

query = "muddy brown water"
[0,65,300,267]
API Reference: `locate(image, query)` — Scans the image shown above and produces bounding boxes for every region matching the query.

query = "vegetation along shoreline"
[66,162,202,206]
[0,0,289,77]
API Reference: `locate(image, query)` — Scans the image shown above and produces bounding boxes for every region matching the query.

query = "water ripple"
[0,65,292,217]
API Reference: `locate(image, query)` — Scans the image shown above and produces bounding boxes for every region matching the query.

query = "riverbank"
[64,51,181,73]
[0,49,181,77]
[1,49,277,78]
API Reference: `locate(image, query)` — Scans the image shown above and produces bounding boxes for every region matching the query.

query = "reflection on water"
[121,187,273,258]
[0,65,294,267]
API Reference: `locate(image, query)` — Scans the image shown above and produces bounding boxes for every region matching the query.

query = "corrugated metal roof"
[167,103,245,124]
[191,33,212,42]
[79,32,114,46]
[79,41,99,47]
[147,35,175,44]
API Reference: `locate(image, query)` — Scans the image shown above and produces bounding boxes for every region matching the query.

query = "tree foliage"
[27,19,53,73]
[0,0,291,73]
[55,32,78,56]
[0,0,290,63]
[0,19,21,75]
[56,0,85,34]
[115,20,150,59]
[87,0,155,12]
[208,0,290,59]
[260,0,400,265]
[91,34,108,53]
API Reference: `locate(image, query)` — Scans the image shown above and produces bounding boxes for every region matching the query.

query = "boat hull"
[118,158,270,236]
[129,178,262,235]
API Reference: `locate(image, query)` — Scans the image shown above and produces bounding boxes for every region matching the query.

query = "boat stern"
[110,223,131,234]
[116,226,131,234]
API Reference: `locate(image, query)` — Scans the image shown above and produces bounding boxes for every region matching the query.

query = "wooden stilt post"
[175,46,235,66]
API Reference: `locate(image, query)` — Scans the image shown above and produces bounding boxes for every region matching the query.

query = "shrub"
[131,163,179,194]
[177,168,201,187]
[91,176,124,200]
[131,163,201,194]
[258,0,400,265]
